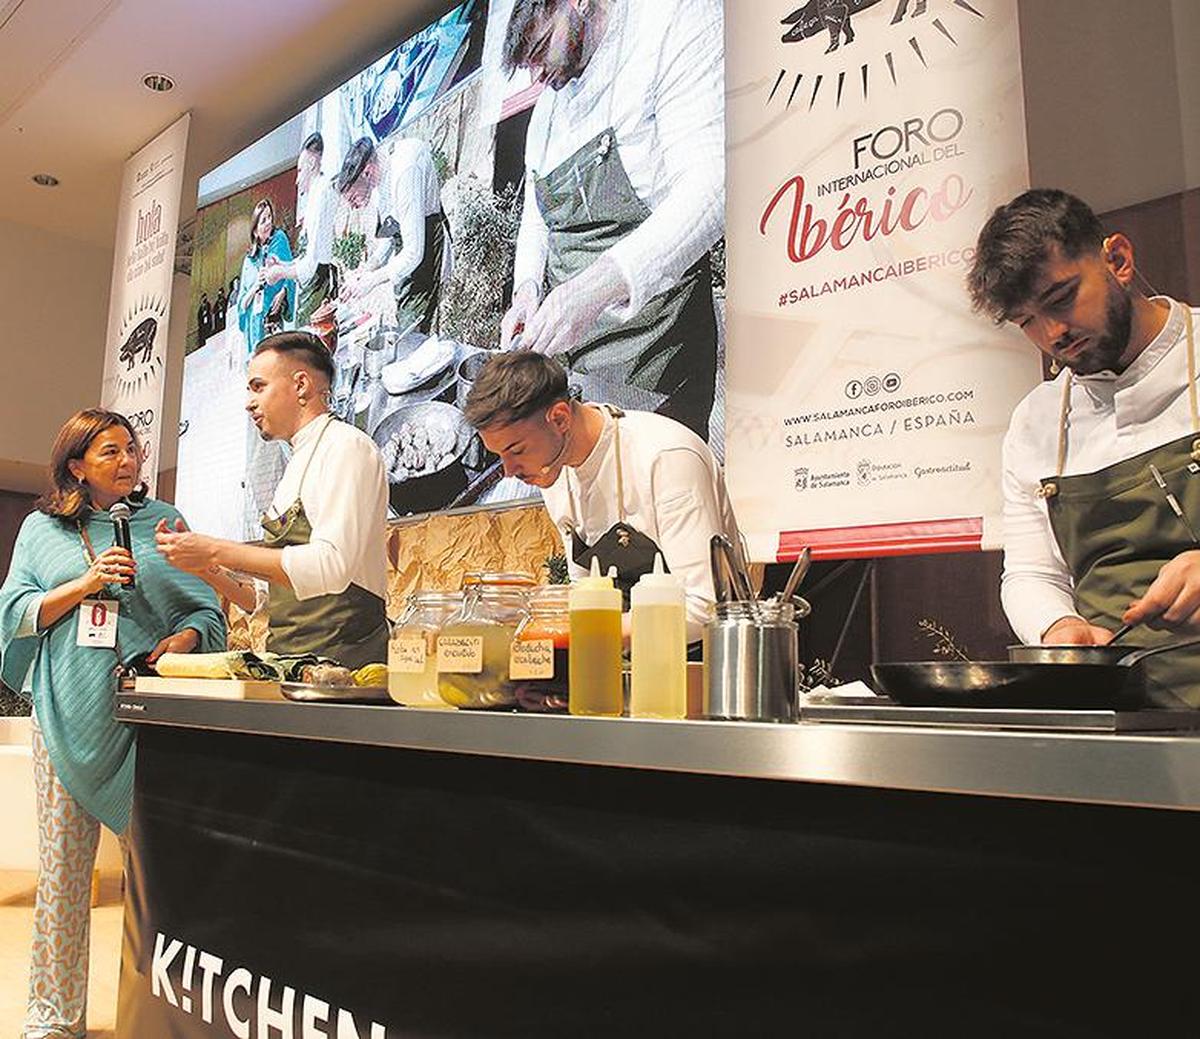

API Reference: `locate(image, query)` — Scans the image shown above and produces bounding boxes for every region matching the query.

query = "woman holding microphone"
[0,408,226,1039]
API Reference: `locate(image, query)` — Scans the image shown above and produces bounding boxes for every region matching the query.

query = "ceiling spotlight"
[142,73,175,92]
[32,173,59,187]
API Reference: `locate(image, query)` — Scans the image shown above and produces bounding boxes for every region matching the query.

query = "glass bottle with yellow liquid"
[568,558,623,717]
[629,554,687,719]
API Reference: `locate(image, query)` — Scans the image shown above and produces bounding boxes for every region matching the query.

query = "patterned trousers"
[24,720,101,1039]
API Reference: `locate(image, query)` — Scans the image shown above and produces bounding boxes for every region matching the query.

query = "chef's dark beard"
[1068,276,1133,375]
[553,6,590,88]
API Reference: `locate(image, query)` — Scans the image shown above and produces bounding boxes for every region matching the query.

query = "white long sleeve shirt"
[269,415,389,602]
[512,0,724,321]
[371,137,451,291]
[1001,298,1200,643]
[541,406,740,641]
[294,174,337,289]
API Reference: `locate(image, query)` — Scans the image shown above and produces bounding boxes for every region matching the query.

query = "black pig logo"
[120,317,157,371]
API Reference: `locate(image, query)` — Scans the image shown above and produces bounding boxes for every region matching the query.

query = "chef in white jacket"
[157,331,390,668]
[336,135,452,335]
[497,0,724,442]
[263,132,338,327]
[464,351,740,643]
[968,188,1200,705]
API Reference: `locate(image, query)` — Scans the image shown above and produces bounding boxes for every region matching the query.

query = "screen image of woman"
[237,198,297,354]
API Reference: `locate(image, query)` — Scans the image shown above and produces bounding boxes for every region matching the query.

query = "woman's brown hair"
[36,409,145,521]
[248,198,275,254]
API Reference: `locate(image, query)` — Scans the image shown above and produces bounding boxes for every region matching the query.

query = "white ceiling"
[0,0,453,247]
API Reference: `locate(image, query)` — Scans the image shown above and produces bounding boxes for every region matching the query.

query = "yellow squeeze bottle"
[569,558,623,717]
[630,554,687,719]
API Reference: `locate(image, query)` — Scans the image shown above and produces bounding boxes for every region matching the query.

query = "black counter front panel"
[118,724,1200,1038]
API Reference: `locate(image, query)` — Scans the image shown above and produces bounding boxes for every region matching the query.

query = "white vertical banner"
[725,0,1039,562]
[101,113,191,496]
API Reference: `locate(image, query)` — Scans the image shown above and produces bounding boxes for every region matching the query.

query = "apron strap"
[1053,372,1073,479]
[78,522,124,665]
[1186,307,1198,437]
[563,404,627,534]
[295,415,335,498]
[1054,301,1199,478]
[613,412,626,525]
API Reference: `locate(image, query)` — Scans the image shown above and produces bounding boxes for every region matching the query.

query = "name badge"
[77,599,119,648]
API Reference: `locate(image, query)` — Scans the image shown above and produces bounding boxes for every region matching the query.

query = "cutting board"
[133,676,284,700]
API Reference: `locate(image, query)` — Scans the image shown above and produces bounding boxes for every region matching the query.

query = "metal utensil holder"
[703,599,802,722]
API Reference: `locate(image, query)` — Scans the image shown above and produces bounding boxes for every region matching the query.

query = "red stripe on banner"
[777,518,983,562]
[500,82,544,121]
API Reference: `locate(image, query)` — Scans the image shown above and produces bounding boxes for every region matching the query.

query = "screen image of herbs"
[334,230,368,271]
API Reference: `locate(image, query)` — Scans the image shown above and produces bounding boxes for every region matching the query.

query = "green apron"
[1039,304,1200,706]
[295,226,337,327]
[261,416,389,670]
[533,121,718,441]
[380,210,448,335]
[296,183,339,326]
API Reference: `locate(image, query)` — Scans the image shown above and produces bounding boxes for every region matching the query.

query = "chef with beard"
[969,188,1200,703]
[498,0,724,442]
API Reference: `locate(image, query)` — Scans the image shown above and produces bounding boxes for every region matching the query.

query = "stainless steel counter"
[115,692,1200,812]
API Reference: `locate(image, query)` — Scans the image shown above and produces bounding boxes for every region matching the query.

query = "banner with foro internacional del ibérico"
[724,0,1040,562]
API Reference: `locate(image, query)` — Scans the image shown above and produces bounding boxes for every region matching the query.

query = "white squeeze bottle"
[630,554,687,719]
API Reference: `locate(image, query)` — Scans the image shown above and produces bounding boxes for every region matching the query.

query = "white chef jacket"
[541,406,740,641]
[1001,298,1200,643]
[294,173,337,288]
[512,0,724,321]
[371,137,452,291]
[268,414,389,603]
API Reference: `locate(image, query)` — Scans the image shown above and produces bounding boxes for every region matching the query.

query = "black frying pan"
[872,636,1200,710]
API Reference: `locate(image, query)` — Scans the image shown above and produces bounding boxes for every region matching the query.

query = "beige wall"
[0,219,111,490]
[1020,0,1198,211]
[1172,0,1200,190]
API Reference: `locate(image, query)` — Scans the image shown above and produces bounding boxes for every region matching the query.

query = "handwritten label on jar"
[389,636,427,674]
[509,639,554,680]
[437,635,484,674]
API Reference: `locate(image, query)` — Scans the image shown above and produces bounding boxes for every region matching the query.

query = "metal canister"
[702,600,801,722]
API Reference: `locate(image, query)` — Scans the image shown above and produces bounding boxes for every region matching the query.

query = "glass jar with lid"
[512,584,570,713]
[388,591,463,707]
[437,574,534,709]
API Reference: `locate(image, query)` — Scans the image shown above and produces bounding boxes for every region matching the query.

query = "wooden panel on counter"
[224,504,561,653]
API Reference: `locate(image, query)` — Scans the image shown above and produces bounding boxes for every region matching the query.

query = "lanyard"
[77,519,124,662]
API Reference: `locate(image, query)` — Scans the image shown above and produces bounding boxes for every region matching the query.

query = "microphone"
[110,501,135,590]
[540,430,572,476]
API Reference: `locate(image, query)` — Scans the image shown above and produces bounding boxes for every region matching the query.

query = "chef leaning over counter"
[463,351,740,643]
[968,188,1200,705]
[498,0,724,442]
[156,331,389,669]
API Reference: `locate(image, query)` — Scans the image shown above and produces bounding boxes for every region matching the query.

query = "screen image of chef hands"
[262,254,287,287]
[500,255,630,356]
